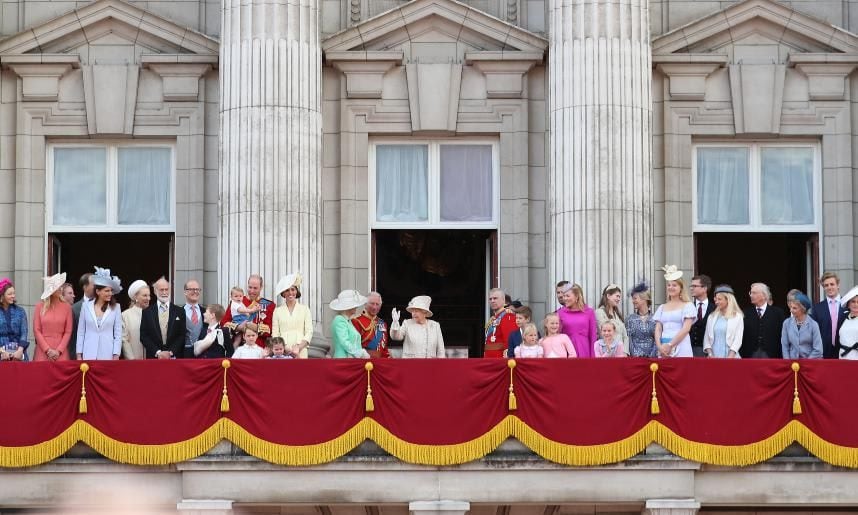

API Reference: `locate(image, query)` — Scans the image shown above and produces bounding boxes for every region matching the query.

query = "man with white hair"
[351,291,390,358]
[741,282,785,358]
[484,288,517,358]
[140,277,187,359]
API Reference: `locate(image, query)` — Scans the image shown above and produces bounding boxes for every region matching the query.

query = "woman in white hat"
[33,272,73,362]
[837,286,858,359]
[121,279,151,359]
[76,267,123,360]
[390,296,446,358]
[330,290,370,358]
[272,273,313,358]
[653,265,695,358]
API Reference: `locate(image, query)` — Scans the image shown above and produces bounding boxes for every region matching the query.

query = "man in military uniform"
[352,291,390,358]
[484,288,517,358]
[221,274,276,341]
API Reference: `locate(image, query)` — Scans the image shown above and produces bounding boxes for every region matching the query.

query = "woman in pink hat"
[33,272,73,361]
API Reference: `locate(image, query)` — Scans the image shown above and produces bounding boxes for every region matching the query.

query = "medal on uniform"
[490,336,496,342]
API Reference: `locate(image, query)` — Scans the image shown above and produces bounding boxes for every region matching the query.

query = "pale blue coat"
[76,301,122,360]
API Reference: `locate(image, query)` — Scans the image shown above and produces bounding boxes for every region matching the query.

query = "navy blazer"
[689,298,716,349]
[810,299,847,359]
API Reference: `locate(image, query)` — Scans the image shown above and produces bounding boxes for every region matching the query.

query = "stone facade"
[0,0,857,330]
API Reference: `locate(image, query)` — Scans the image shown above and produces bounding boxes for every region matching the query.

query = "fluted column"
[218,0,324,353]
[548,0,653,307]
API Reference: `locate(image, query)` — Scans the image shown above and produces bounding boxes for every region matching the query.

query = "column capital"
[644,499,700,515]
[177,499,234,514]
[409,500,471,515]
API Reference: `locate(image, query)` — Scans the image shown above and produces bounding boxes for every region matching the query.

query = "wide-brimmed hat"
[40,272,67,300]
[92,266,123,294]
[275,273,302,297]
[661,265,683,281]
[329,289,366,311]
[406,295,433,317]
[128,279,149,300]
[841,286,858,308]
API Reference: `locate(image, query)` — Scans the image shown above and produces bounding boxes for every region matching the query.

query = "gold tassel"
[792,362,802,415]
[507,359,518,411]
[365,362,375,412]
[650,363,660,415]
[220,360,231,413]
[79,363,89,414]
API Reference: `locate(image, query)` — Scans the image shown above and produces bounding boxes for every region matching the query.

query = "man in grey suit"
[69,273,95,359]
[183,279,205,358]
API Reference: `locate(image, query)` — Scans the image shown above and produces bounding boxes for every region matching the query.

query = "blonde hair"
[522,323,539,340]
[41,294,54,315]
[543,312,562,336]
[668,278,691,303]
[600,320,617,331]
[230,286,244,297]
[562,283,586,311]
[631,289,652,308]
[714,291,743,319]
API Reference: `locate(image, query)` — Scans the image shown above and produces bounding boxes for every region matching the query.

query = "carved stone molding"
[82,64,139,135]
[143,61,212,102]
[328,52,403,99]
[655,61,724,101]
[466,52,541,98]
[3,55,80,102]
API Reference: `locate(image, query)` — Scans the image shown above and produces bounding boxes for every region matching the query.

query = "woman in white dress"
[121,279,150,359]
[390,296,445,358]
[653,265,695,358]
[838,286,858,359]
[76,267,123,360]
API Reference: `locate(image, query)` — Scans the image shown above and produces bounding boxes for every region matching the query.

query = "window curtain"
[53,148,107,225]
[696,147,750,225]
[376,145,429,222]
[118,148,172,225]
[439,145,493,222]
[761,148,814,225]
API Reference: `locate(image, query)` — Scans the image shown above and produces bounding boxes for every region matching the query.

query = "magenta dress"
[557,305,598,358]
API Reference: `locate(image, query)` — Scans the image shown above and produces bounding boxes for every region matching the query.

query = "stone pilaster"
[548,0,653,307]
[644,499,700,515]
[218,0,325,354]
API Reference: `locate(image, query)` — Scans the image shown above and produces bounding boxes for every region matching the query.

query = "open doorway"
[49,232,174,306]
[695,232,818,310]
[373,229,496,357]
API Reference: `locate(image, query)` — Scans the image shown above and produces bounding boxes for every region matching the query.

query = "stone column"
[644,499,700,515]
[548,0,653,307]
[177,500,234,515]
[218,0,326,354]
[410,500,470,515]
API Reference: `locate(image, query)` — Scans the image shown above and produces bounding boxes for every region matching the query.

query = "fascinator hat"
[629,280,649,296]
[40,272,67,300]
[661,265,683,281]
[92,266,123,294]
[275,273,303,297]
[842,286,858,308]
[713,284,735,296]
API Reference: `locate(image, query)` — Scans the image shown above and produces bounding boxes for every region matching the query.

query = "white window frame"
[369,138,500,229]
[692,141,822,233]
[46,141,177,233]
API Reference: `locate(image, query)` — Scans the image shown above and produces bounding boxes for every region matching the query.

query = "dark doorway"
[373,229,494,357]
[49,232,174,306]
[695,232,818,311]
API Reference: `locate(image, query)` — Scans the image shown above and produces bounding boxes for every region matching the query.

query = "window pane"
[376,145,428,222]
[53,148,107,225]
[761,147,814,225]
[118,148,172,225]
[440,145,493,222]
[696,147,749,225]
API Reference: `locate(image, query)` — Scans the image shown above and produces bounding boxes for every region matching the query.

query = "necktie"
[160,303,167,313]
[830,299,838,342]
[757,307,763,319]
[697,302,703,321]
[191,305,199,325]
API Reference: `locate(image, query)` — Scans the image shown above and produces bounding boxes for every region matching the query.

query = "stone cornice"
[3,56,80,101]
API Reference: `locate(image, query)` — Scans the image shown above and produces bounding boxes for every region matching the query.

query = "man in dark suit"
[741,282,786,358]
[689,274,715,357]
[810,272,847,359]
[141,277,187,359]
[69,273,94,359]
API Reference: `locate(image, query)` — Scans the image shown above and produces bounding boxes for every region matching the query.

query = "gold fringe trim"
[7,418,858,469]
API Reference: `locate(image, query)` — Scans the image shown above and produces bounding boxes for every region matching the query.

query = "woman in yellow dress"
[271,273,314,358]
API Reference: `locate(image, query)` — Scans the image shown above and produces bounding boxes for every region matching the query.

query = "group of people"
[2,264,858,362]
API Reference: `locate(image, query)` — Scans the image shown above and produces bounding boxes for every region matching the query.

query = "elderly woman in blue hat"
[76,267,123,360]
[781,291,823,359]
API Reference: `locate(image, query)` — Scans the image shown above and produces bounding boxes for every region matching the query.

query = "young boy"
[231,323,265,359]
[266,337,293,359]
[506,305,534,358]
[193,304,233,358]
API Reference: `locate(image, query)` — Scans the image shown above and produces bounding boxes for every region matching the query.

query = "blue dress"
[627,312,657,357]
[0,303,29,361]
[711,317,728,358]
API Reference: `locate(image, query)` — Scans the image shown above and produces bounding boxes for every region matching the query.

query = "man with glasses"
[183,279,205,358]
[689,274,714,357]
[741,282,785,358]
